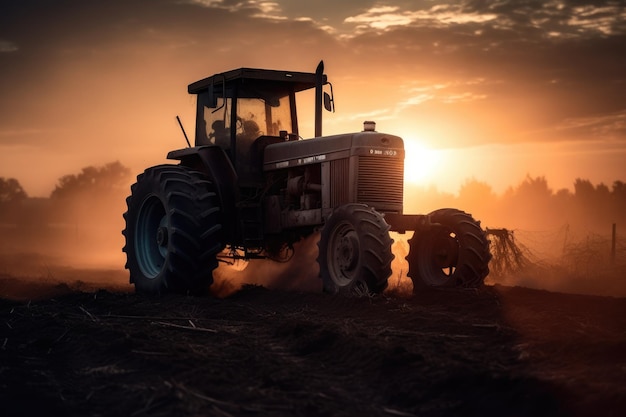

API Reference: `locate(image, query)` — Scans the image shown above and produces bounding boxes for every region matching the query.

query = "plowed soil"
[1,273,625,417]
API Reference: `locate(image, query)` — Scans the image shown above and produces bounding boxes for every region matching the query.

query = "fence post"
[611,223,616,265]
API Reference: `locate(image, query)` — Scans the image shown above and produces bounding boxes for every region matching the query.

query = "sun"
[402,138,442,185]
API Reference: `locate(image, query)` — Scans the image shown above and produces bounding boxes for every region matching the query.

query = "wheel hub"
[337,234,359,271]
[156,226,168,247]
[328,223,361,287]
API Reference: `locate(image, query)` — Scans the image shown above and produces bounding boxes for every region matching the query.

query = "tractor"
[122,61,491,295]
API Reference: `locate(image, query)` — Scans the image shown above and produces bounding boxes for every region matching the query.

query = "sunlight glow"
[403,138,442,185]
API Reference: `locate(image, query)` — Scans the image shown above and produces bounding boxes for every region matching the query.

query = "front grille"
[330,158,350,207]
[357,156,404,210]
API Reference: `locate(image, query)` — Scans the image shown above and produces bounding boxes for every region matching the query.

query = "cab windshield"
[236,96,291,139]
[197,91,293,149]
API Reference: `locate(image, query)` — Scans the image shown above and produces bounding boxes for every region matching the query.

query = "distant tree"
[457,178,496,218]
[514,175,553,200]
[554,188,572,199]
[596,183,610,196]
[48,161,132,223]
[571,178,621,231]
[612,180,626,197]
[612,180,626,206]
[499,175,556,229]
[553,188,573,210]
[0,177,27,204]
[573,178,596,202]
[595,183,612,216]
[458,178,495,202]
[51,161,131,200]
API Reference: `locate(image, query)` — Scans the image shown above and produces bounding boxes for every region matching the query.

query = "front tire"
[318,204,394,295]
[122,165,223,294]
[407,208,490,291]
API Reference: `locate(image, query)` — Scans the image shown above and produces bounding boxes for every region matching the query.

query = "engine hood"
[263,132,404,171]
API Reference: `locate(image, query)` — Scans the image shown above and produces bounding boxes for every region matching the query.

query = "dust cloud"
[211,233,322,298]
[0,162,133,297]
[0,210,131,299]
[212,231,416,298]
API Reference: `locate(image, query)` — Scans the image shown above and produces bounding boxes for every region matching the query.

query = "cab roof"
[188,67,326,94]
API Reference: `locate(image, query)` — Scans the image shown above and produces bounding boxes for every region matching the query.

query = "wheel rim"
[327,221,360,287]
[135,195,168,279]
[420,230,459,286]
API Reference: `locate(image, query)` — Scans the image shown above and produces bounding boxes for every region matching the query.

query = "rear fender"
[167,146,238,239]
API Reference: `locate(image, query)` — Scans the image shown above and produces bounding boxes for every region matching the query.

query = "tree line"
[2,164,625,235]
[0,161,131,227]
[407,175,626,234]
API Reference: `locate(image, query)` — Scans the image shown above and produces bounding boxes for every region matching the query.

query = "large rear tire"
[407,208,490,291]
[122,165,223,294]
[318,204,394,295]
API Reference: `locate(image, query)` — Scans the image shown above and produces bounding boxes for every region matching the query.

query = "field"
[1,249,625,417]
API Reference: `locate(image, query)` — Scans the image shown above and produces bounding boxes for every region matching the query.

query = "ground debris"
[0,283,625,417]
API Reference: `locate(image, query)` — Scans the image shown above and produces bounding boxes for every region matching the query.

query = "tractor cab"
[188,66,330,177]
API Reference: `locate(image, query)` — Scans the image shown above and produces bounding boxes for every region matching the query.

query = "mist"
[211,234,322,298]
[0,162,132,296]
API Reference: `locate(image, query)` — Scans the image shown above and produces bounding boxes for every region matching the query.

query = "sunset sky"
[1,0,625,197]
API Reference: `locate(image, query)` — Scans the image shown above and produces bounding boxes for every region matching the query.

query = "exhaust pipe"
[315,60,324,138]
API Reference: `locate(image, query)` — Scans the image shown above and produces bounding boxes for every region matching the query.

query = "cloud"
[347,108,393,122]
[0,128,48,140]
[547,110,626,140]
[249,1,287,20]
[567,4,626,36]
[341,0,626,43]
[186,0,223,6]
[386,80,489,125]
[343,4,497,34]
[0,0,624,150]
[186,0,288,20]
[337,1,626,127]
[185,0,344,35]
[344,6,414,30]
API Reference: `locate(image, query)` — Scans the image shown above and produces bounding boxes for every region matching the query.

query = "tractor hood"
[263,132,405,171]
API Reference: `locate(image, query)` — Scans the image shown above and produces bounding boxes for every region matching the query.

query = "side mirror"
[324,91,334,112]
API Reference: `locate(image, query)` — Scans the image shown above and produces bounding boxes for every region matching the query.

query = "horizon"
[4,156,624,200]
